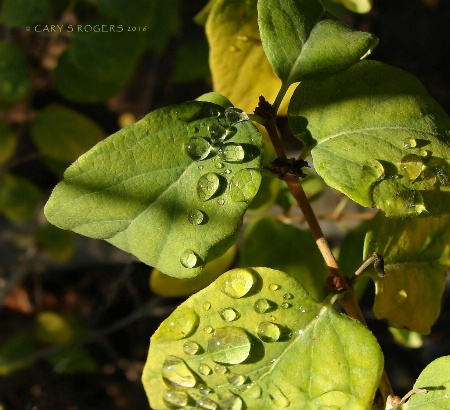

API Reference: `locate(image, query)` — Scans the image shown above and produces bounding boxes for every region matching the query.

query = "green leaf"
[44,100,263,278]
[241,216,330,301]
[257,0,377,86]
[31,104,105,165]
[0,41,31,107]
[142,267,383,409]
[0,173,42,221]
[47,345,97,374]
[388,327,423,349]
[36,311,75,344]
[406,356,450,409]
[0,0,50,27]
[289,60,450,217]
[331,0,373,14]
[0,119,18,163]
[247,175,281,213]
[0,334,36,376]
[364,213,450,334]
[172,41,210,84]
[95,0,157,27]
[37,222,76,262]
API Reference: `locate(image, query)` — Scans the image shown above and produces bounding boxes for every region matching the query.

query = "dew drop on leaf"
[197,172,221,201]
[188,209,205,225]
[224,107,249,125]
[246,383,262,399]
[224,168,232,175]
[281,302,291,309]
[208,124,227,143]
[198,165,204,170]
[268,383,290,408]
[218,143,245,163]
[199,385,212,395]
[219,391,243,410]
[215,161,225,169]
[162,388,189,408]
[198,364,212,376]
[217,198,225,205]
[420,149,432,158]
[204,325,214,334]
[220,307,239,322]
[400,154,423,181]
[185,137,211,161]
[253,298,274,314]
[203,302,211,311]
[229,169,261,204]
[214,364,227,374]
[283,292,293,300]
[162,355,197,388]
[216,269,254,298]
[196,396,218,409]
[180,249,201,268]
[256,321,281,342]
[183,341,201,355]
[161,307,199,340]
[207,327,252,364]
[403,138,418,149]
[269,283,280,291]
[227,373,247,386]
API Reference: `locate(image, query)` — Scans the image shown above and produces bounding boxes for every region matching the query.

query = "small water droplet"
[283,293,293,300]
[196,396,218,409]
[198,363,212,376]
[204,325,214,334]
[269,315,276,322]
[403,138,418,149]
[188,124,199,133]
[257,321,281,342]
[269,284,280,291]
[208,124,227,143]
[419,150,432,158]
[163,389,189,408]
[199,385,212,395]
[224,169,232,175]
[220,307,239,322]
[427,157,450,186]
[217,198,225,205]
[268,383,290,408]
[180,249,201,268]
[253,299,276,314]
[229,169,261,204]
[216,269,255,298]
[215,161,225,169]
[187,209,205,225]
[198,165,204,170]
[185,137,211,161]
[183,341,201,355]
[400,154,423,181]
[246,383,262,399]
[162,355,197,388]
[224,107,249,125]
[203,302,211,311]
[197,172,221,200]
[214,364,227,374]
[207,327,252,364]
[281,302,291,309]
[227,373,247,386]
[218,143,245,163]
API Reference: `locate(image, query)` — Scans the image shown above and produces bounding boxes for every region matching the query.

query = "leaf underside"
[44,100,263,278]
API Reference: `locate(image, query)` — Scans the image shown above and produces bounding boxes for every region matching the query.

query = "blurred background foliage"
[0,0,449,409]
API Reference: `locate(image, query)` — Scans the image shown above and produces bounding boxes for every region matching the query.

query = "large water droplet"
[229,169,261,204]
[162,355,197,388]
[185,137,211,161]
[253,299,276,314]
[403,138,418,149]
[400,154,423,181]
[220,307,239,322]
[161,307,199,340]
[198,364,212,376]
[197,172,221,201]
[208,124,227,143]
[183,341,201,355]
[188,209,205,225]
[163,389,189,408]
[180,249,201,268]
[268,383,290,408]
[207,327,251,364]
[257,321,281,342]
[196,396,218,409]
[227,373,247,386]
[224,107,249,125]
[427,157,450,186]
[220,394,242,410]
[245,383,262,399]
[218,143,245,163]
[216,269,255,298]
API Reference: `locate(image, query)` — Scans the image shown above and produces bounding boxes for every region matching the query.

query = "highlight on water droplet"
[188,209,206,225]
[224,107,249,125]
[256,321,281,342]
[185,137,211,161]
[197,172,221,201]
[253,298,276,314]
[162,355,197,388]
[268,383,290,408]
[283,293,293,300]
[163,388,189,408]
[216,269,255,298]
[180,249,201,269]
[403,138,418,149]
[207,327,252,364]
[214,364,227,374]
[217,198,225,205]
[198,363,212,376]
[199,385,212,395]
[183,340,201,355]
[427,157,450,186]
[220,307,239,322]
[229,169,261,204]
[224,168,232,175]
[218,143,245,163]
[203,302,212,311]
[227,373,247,386]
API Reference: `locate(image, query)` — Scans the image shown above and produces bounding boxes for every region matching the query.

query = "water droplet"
[281,302,291,309]
[253,299,276,314]
[162,307,199,340]
[268,383,290,408]
[283,293,293,300]
[199,385,212,395]
[229,169,261,203]
[214,364,227,374]
[198,165,204,170]
[208,124,227,143]
[220,308,239,322]
[419,150,432,158]
[427,158,450,186]
[180,249,201,268]
[218,143,245,163]
[196,396,218,409]
[187,209,205,225]
[403,138,418,149]
[224,169,232,175]
[203,302,211,311]
[188,124,199,133]
[207,327,251,364]
[185,137,211,161]
[269,284,281,291]
[183,341,201,355]
[216,269,255,298]
[197,172,221,201]
[215,162,225,169]
[198,364,212,376]
[163,389,189,408]
[395,289,408,305]
[400,154,423,181]
[269,315,276,322]
[217,198,225,205]
[224,107,249,125]
[204,325,214,334]
[219,391,243,410]
[257,321,281,342]
[227,373,247,386]
[246,383,262,399]
[162,355,197,388]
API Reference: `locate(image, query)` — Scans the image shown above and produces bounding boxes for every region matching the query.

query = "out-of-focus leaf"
[0,334,36,376]
[0,41,31,107]
[389,327,423,349]
[248,175,281,213]
[142,267,383,410]
[0,120,17,163]
[37,222,76,262]
[48,346,97,374]
[36,311,74,344]
[0,0,50,27]
[96,0,157,27]
[241,216,328,300]
[329,0,373,13]
[150,245,236,297]
[172,41,210,84]
[364,213,450,334]
[0,173,42,221]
